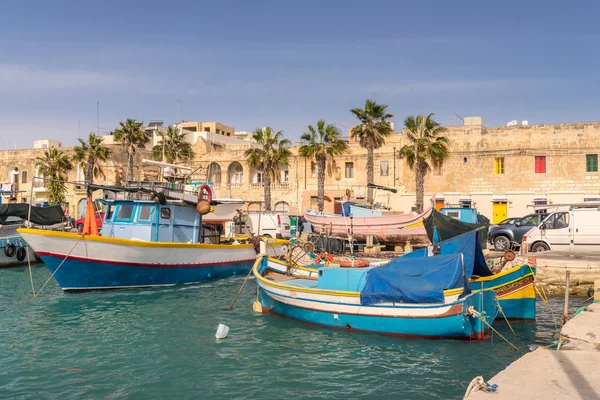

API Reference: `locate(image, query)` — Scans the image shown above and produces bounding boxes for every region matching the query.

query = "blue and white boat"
[254,230,499,340]
[19,186,286,291]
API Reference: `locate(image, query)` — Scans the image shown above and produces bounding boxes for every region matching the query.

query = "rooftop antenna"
[96,102,100,136]
[178,100,183,123]
[454,113,464,126]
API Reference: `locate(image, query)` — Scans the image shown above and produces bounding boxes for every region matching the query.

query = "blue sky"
[1,0,599,149]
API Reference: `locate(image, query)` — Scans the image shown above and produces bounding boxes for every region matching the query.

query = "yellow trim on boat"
[471,264,533,282]
[17,228,287,249]
[498,285,535,300]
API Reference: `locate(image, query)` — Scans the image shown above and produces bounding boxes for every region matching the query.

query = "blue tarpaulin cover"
[400,230,493,278]
[360,254,466,305]
[341,202,351,216]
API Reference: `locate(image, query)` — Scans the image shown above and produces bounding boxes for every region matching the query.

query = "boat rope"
[466,306,524,353]
[533,278,559,331]
[33,234,85,299]
[25,244,36,297]
[495,298,515,335]
[463,375,497,398]
[229,255,264,310]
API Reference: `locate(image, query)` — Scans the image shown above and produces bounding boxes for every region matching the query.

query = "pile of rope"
[464,376,497,398]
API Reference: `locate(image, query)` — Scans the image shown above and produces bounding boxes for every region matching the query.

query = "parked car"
[493,217,520,227]
[75,211,105,233]
[234,211,290,239]
[523,206,600,253]
[487,213,549,251]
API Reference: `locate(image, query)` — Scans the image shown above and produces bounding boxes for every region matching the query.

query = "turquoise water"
[0,265,589,400]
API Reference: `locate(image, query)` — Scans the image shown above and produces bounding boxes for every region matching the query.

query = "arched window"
[247,202,261,211]
[274,201,289,212]
[228,162,244,185]
[207,162,222,184]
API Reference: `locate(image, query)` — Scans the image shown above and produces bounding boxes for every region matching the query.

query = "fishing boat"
[0,203,65,267]
[254,230,499,340]
[410,225,535,320]
[304,207,431,246]
[19,185,286,291]
[267,229,536,320]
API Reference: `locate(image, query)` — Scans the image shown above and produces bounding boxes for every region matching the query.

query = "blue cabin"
[440,207,478,224]
[100,200,207,243]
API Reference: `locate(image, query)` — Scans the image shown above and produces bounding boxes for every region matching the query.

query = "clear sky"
[1,0,599,149]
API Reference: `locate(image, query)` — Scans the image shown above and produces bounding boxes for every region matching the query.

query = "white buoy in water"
[215,323,229,339]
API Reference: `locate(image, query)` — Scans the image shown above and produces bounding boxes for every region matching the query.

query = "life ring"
[4,243,16,258]
[336,258,370,268]
[16,247,27,262]
[197,184,213,204]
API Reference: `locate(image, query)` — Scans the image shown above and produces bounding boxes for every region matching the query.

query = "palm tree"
[299,120,349,212]
[72,133,112,188]
[152,126,194,163]
[398,114,450,213]
[36,148,73,206]
[244,127,291,211]
[350,99,394,204]
[113,118,150,182]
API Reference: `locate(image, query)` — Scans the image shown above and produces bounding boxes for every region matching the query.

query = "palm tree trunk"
[415,159,426,213]
[317,155,326,212]
[86,159,94,197]
[127,146,134,182]
[366,145,374,204]
[263,172,272,211]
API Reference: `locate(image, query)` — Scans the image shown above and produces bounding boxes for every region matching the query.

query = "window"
[432,160,443,176]
[253,172,264,184]
[21,171,28,184]
[520,214,544,226]
[283,170,289,182]
[494,157,504,174]
[106,205,114,220]
[447,211,460,219]
[161,207,171,219]
[204,127,211,132]
[116,204,134,220]
[345,162,354,178]
[535,156,546,173]
[138,205,153,221]
[543,212,569,230]
[310,196,318,210]
[311,162,317,178]
[586,154,598,172]
[42,144,48,149]
[380,161,389,177]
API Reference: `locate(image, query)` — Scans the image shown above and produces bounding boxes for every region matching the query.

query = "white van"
[523,206,600,254]
[234,211,291,239]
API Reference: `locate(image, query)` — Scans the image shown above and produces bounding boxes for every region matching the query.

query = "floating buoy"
[253,300,262,313]
[215,323,229,339]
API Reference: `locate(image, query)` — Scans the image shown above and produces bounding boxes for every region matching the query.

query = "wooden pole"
[563,270,570,325]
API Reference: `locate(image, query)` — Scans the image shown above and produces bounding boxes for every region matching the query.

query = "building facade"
[3,117,600,224]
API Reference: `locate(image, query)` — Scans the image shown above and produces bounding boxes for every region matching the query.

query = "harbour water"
[0,265,589,400]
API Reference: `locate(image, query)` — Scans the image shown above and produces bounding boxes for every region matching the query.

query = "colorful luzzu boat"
[19,194,286,291]
[271,231,536,320]
[254,232,499,340]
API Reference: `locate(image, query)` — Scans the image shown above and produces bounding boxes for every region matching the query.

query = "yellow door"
[492,202,507,224]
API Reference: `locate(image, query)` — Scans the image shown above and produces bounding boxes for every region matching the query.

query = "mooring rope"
[466,306,524,353]
[495,298,516,335]
[33,234,85,299]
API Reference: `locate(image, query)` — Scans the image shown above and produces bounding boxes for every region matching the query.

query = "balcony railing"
[248,182,291,191]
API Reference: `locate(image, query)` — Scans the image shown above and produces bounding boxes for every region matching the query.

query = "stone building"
[3,117,600,224]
